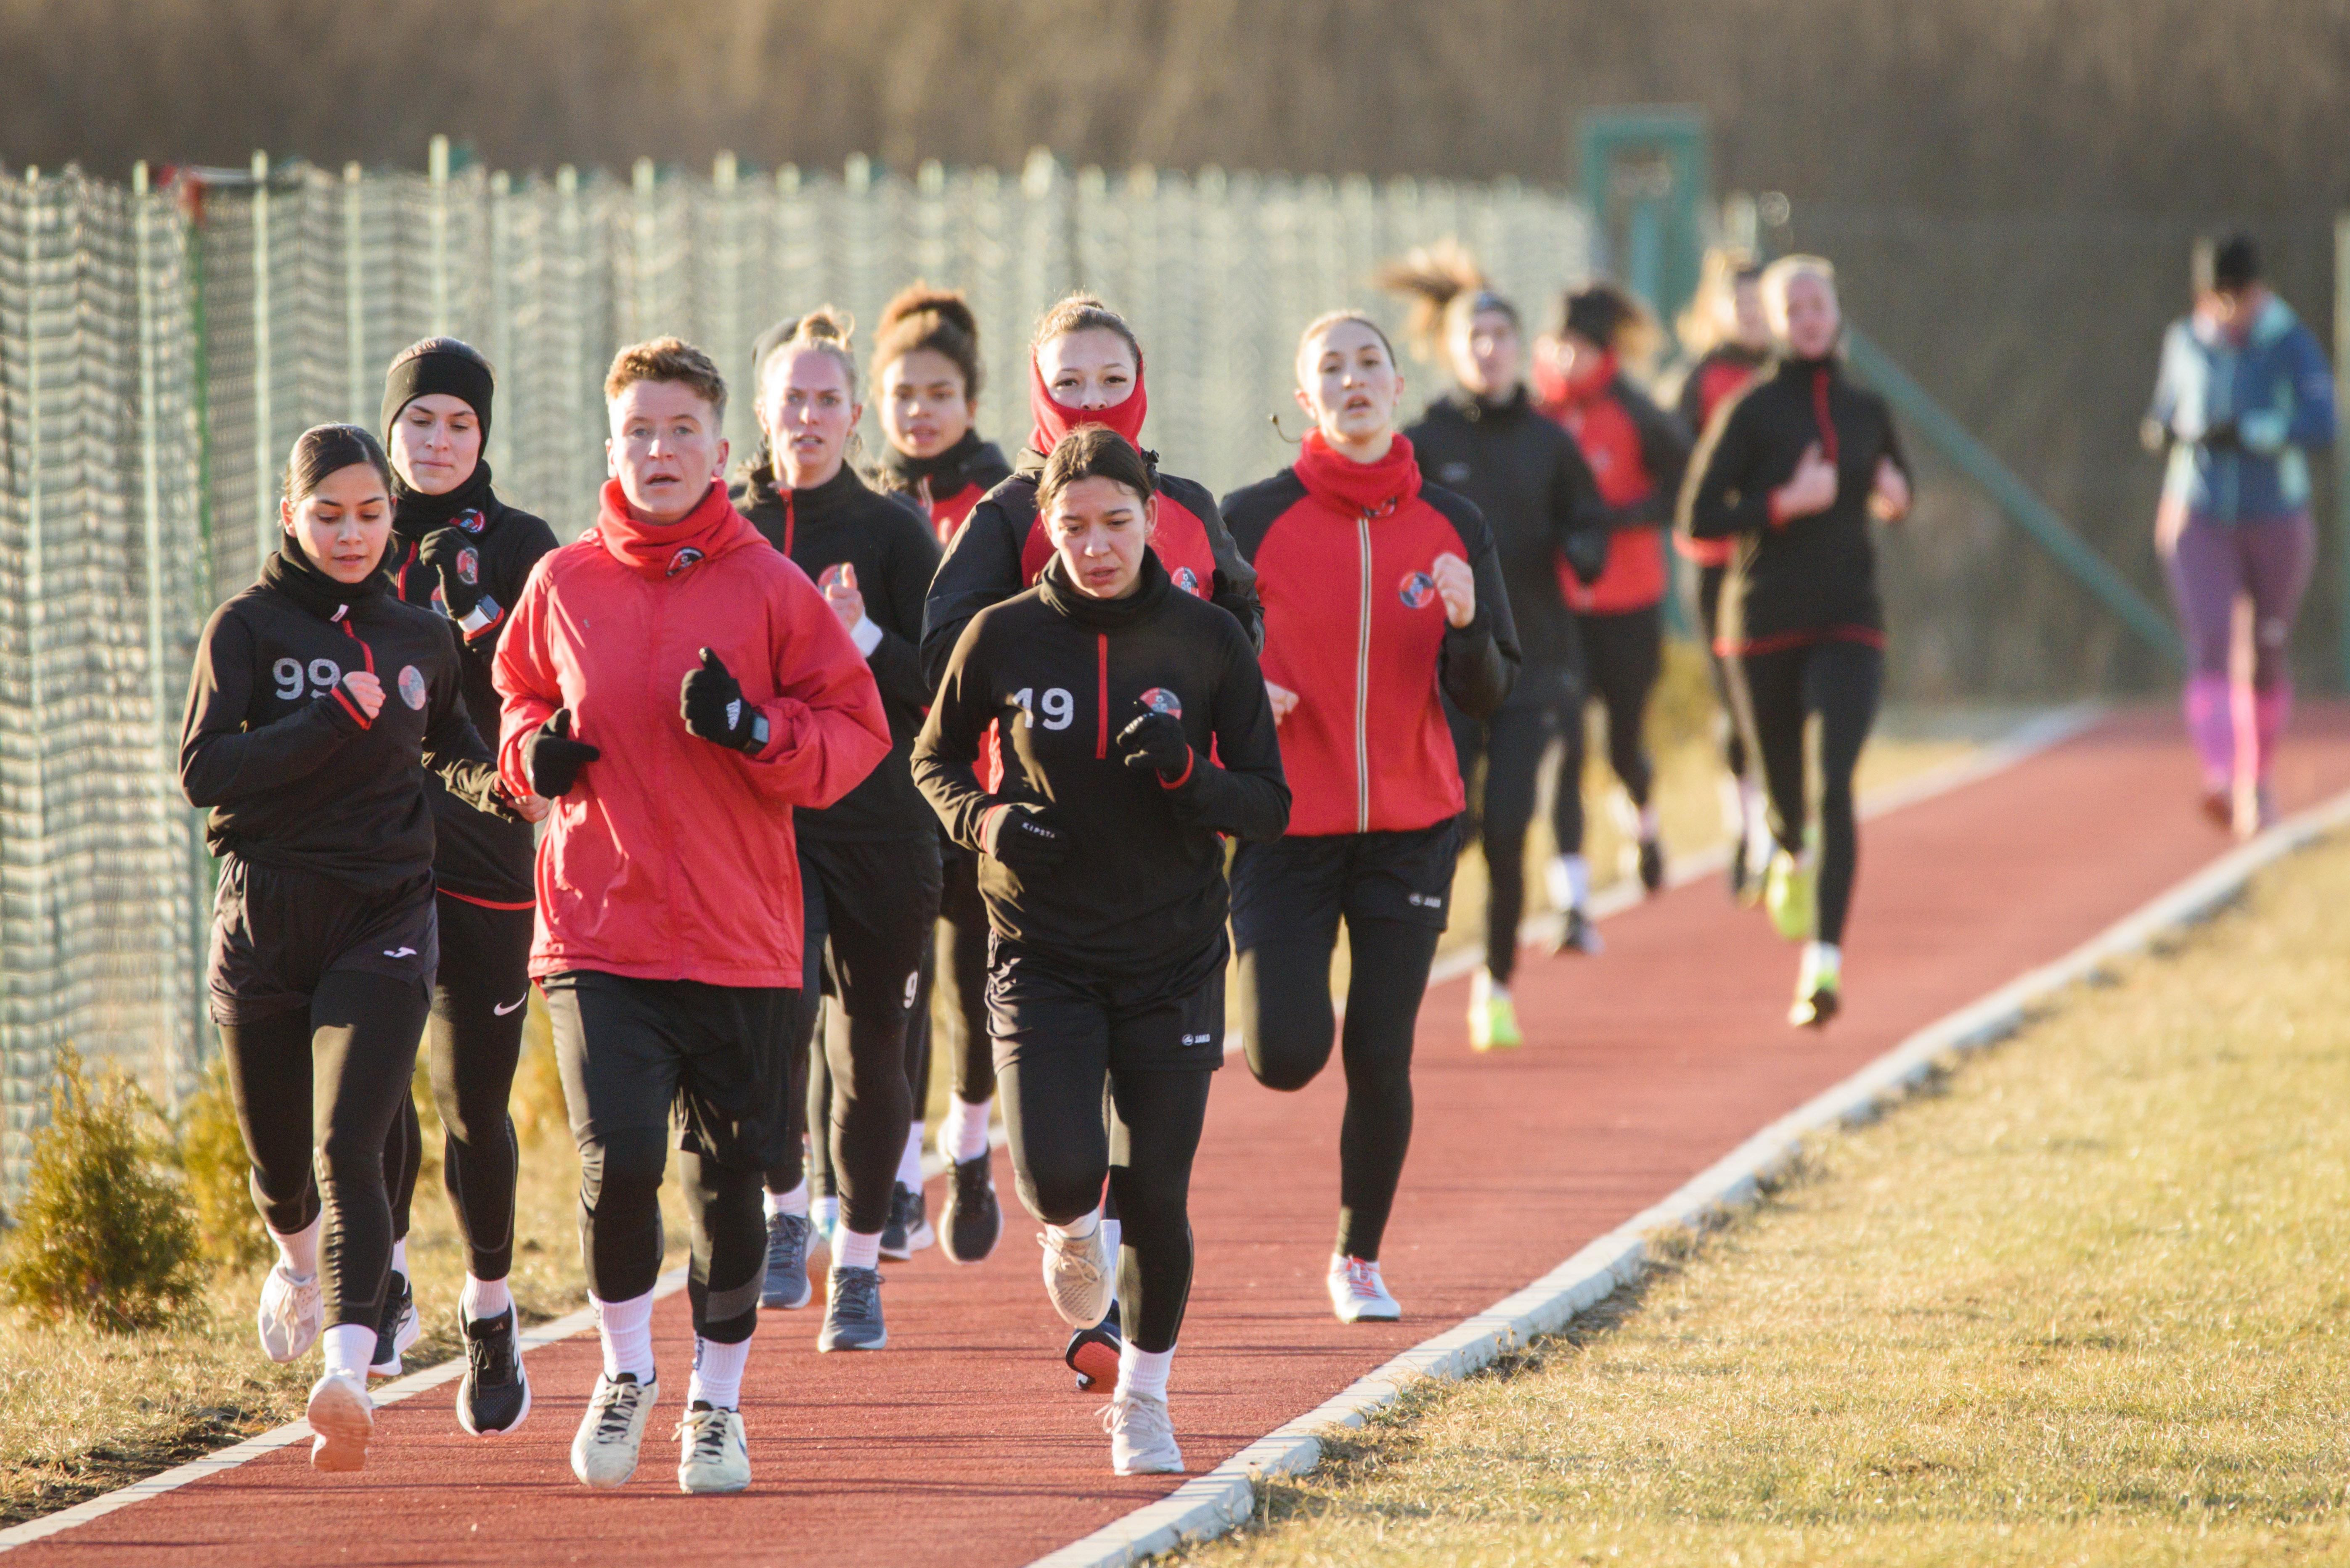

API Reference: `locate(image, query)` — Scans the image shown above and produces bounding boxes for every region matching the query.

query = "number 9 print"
[1014,687,1076,730]
[274,657,344,701]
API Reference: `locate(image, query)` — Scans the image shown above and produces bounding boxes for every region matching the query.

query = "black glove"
[1561,524,1609,586]
[527,708,599,798]
[1116,706,1192,783]
[680,648,769,754]
[416,527,486,620]
[982,802,1070,875]
[2199,418,2240,452]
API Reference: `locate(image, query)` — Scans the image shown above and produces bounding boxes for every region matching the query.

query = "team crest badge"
[397,665,428,710]
[1171,566,1202,598]
[458,547,480,585]
[818,563,849,592]
[1139,687,1182,719]
[668,547,705,577]
[456,509,487,535]
[1399,571,1437,609]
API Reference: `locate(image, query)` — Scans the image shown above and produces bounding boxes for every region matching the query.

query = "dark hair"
[2198,231,2260,294]
[284,423,392,506]
[1560,282,1647,352]
[1031,293,1143,368]
[1035,425,1155,517]
[606,336,728,423]
[873,284,982,401]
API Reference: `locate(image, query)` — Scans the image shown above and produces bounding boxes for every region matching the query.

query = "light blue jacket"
[2148,295,2336,522]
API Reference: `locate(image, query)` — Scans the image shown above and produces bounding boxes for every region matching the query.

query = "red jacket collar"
[1027,352,1150,456]
[1532,348,1618,413]
[1293,430,1423,517]
[590,479,760,581]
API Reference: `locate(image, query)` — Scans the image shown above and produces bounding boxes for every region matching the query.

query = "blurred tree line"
[5,0,2347,695]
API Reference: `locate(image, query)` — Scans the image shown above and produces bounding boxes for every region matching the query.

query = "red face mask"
[1028,349,1150,456]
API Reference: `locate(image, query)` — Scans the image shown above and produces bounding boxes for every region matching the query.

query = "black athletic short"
[986,939,1227,1076]
[1227,815,1465,950]
[207,857,439,1025]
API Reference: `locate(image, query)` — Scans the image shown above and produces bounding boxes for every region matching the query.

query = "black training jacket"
[386,492,559,904]
[1403,387,1608,701]
[1680,353,1911,654]
[737,461,943,842]
[871,429,1015,542]
[918,448,1263,690]
[181,549,507,893]
[914,549,1290,976]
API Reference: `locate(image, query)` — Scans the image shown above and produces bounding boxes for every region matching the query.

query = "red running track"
[14,706,2349,1568]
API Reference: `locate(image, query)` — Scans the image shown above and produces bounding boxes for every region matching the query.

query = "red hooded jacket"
[1535,353,1690,615]
[493,479,891,988]
[1221,433,1519,836]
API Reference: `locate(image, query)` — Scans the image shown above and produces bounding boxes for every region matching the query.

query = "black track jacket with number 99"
[913,548,1290,977]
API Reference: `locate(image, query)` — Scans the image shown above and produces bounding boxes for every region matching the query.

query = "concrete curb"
[1025,782,2350,1568]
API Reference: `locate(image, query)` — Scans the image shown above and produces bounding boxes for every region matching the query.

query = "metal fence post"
[345,162,367,425]
[250,149,273,574]
[430,134,451,334]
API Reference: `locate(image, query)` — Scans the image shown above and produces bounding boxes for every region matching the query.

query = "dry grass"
[1171,832,2350,1568]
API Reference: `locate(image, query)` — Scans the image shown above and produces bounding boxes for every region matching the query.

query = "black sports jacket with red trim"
[181,547,506,893]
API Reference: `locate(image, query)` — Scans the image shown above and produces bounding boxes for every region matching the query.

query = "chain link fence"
[0,147,1588,1191]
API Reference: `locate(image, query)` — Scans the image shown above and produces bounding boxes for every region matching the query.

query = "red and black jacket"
[181,542,507,894]
[1671,343,1770,570]
[914,548,1289,977]
[386,487,559,906]
[1534,354,1692,616]
[1680,353,1910,656]
[873,429,1014,545]
[1222,433,1518,837]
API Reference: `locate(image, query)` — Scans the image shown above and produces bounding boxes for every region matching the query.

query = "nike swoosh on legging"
[493,997,526,1016]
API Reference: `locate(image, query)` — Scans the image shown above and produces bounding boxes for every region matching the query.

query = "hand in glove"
[1561,524,1611,585]
[982,801,1070,875]
[680,648,770,754]
[2199,417,2240,452]
[1116,704,1193,784]
[527,708,599,797]
[416,527,487,621]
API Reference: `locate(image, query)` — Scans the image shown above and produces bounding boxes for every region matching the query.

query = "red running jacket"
[493,479,891,988]
[1221,433,1519,837]
[1535,353,1691,615]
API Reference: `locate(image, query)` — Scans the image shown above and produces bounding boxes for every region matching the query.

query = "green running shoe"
[1764,850,1816,942]
[1790,966,1841,1029]
[1470,991,1522,1051]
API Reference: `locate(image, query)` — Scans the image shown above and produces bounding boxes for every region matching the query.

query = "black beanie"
[2212,233,2260,292]
[382,337,495,447]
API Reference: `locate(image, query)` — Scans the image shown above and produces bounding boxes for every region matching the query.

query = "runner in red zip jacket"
[1223,312,1518,1324]
[494,337,890,1495]
[1533,284,1692,911]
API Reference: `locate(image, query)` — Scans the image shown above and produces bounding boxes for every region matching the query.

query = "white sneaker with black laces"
[1099,1390,1183,1475]
[305,1370,375,1473]
[370,1269,420,1378]
[1327,1255,1401,1323]
[570,1372,659,1489]
[256,1262,323,1364]
[675,1403,751,1494]
[1039,1222,1114,1329]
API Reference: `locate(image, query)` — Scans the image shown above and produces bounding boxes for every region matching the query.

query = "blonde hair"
[1372,240,1515,362]
[1759,254,1838,333]
[1677,247,1762,357]
[605,336,727,422]
[760,306,858,402]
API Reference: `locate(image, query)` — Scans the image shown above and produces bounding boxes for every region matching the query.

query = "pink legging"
[2165,508,2315,790]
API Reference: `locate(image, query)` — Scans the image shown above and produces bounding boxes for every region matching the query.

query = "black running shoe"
[939,1154,1002,1265]
[370,1269,419,1378]
[1637,836,1665,894]
[1552,908,1605,957]
[760,1211,812,1309]
[817,1265,886,1351]
[457,1302,533,1436]
[878,1182,934,1261]
[1064,1298,1122,1393]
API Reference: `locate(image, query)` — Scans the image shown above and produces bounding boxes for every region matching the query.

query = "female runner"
[183,423,520,1472]
[1681,256,1913,1027]
[1532,283,1691,904]
[379,337,558,1431]
[1223,312,1518,1321]
[737,309,943,1351]
[914,426,1289,1474]
[869,284,1013,1264]
[1379,244,1605,1047]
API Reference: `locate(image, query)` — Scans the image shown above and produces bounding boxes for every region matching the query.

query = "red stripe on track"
[16,705,2350,1567]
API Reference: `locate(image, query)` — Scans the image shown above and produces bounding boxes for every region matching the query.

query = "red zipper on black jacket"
[1094,634,1110,759]
[1811,368,1840,463]
[331,605,377,730]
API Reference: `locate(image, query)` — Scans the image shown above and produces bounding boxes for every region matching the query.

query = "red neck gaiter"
[1294,430,1423,518]
[1028,352,1151,456]
[1533,349,1617,413]
[592,478,750,581]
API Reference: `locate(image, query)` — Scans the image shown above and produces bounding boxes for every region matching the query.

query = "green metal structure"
[1577,108,1709,327]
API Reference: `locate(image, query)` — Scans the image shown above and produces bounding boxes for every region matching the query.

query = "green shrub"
[0,1047,202,1331]
[175,1057,270,1269]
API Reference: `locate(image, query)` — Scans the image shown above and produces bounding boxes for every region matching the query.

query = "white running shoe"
[675,1404,752,1494]
[1100,1391,1183,1475]
[1327,1255,1402,1323]
[570,1372,659,1490]
[257,1262,323,1365]
[1039,1223,1115,1329]
[306,1370,375,1473]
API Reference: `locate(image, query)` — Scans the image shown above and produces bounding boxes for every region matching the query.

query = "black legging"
[1694,564,1748,779]
[1240,918,1442,1261]
[935,849,994,1109]
[426,892,533,1282]
[805,926,940,1197]
[220,970,429,1330]
[1447,696,1558,984]
[1552,605,1661,856]
[1737,639,1883,946]
[1001,1062,1212,1355]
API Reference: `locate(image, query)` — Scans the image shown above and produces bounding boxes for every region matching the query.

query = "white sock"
[593,1289,657,1382]
[686,1333,752,1412]
[896,1124,927,1188]
[1741,784,1769,863]
[1049,1207,1102,1244]
[1799,941,1842,991]
[390,1238,408,1279]
[270,1215,321,1280]
[1638,803,1661,841]
[811,1193,840,1235]
[1471,968,1509,1005]
[1717,775,1747,835]
[1543,854,1591,912]
[836,1228,882,1271]
[321,1322,375,1381]
[462,1274,511,1323]
[1099,1216,1122,1267]
[1116,1341,1173,1401]
[941,1095,994,1163]
[764,1179,809,1220]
